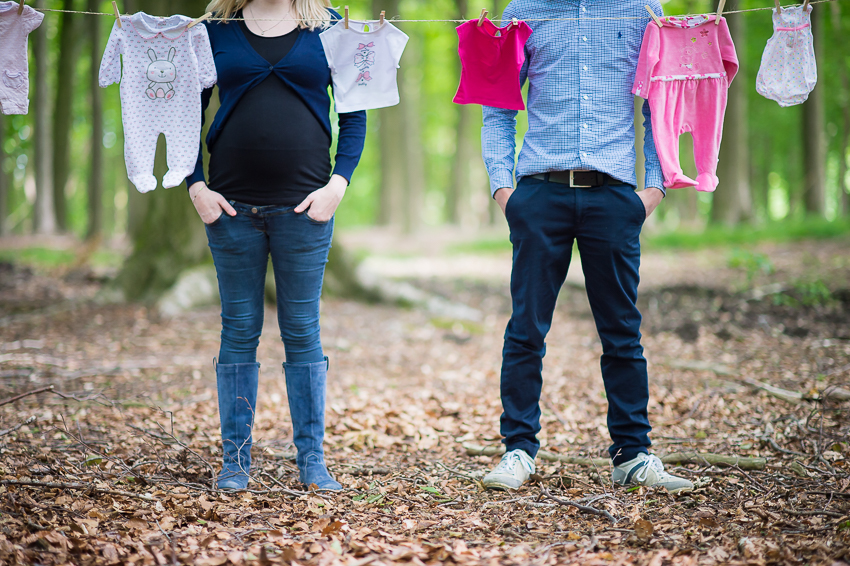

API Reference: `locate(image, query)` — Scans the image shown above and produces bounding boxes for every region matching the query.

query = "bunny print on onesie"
[99,12,216,193]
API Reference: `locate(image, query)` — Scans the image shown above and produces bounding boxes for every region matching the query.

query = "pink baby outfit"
[99,13,217,193]
[453,18,531,111]
[633,15,738,193]
[0,2,43,115]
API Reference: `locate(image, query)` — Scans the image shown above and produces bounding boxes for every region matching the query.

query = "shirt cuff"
[645,171,666,197]
[488,170,515,198]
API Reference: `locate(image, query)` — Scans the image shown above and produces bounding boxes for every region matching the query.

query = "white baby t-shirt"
[319,19,409,113]
[99,12,217,193]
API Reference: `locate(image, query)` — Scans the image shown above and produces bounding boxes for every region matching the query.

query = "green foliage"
[727,249,774,285]
[645,218,850,249]
[0,246,122,269]
[773,279,835,308]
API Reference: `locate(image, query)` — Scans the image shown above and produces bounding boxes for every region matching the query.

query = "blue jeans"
[205,201,333,365]
[501,176,651,465]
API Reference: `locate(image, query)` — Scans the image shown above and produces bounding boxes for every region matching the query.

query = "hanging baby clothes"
[0,2,43,115]
[633,15,738,193]
[99,12,217,193]
[453,18,532,111]
[756,4,816,107]
[319,19,409,113]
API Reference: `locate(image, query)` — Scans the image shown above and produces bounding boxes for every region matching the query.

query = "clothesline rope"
[32,0,841,23]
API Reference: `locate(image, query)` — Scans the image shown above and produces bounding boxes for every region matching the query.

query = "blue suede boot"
[216,361,260,490]
[283,357,342,490]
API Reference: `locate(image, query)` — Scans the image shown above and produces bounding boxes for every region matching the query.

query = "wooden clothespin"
[774,0,781,10]
[16,0,24,16]
[645,5,663,28]
[715,0,726,25]
[803,0,810,8]
[344,6,349,29]
[112,1,122,28]
[477,8,488,26]
[188,12,212,29]
[379,10,385,25]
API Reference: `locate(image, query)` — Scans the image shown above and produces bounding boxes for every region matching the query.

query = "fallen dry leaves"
[0,238,849,565]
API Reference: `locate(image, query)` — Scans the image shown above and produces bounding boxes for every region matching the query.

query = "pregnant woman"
[186,0,366,490]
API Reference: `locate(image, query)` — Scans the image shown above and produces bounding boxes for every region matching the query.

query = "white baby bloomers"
[99,13,217,193]
[0,1,43,115]
[756,4,817,107]
[319,19,409,113]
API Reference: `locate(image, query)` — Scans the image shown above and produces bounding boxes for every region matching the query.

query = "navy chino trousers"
[501,176,652,465]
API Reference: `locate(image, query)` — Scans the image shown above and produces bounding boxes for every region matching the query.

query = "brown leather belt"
[531,170,616,188]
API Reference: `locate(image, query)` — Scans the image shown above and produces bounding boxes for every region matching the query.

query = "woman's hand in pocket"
[637,187,664,219]
[295,174,348,223]
[190,182,236,224]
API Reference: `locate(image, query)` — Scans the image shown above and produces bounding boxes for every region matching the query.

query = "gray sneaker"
[612,453,694,494]
[482,449,536,490]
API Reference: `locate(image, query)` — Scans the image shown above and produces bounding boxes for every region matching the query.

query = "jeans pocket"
[304,212,331,225]
[205,211,226,227]
[630,190,648,223]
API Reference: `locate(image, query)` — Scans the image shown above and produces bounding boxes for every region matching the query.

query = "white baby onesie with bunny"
[99,12,216,193]
[756,4,817,107]
[319,19,409,113]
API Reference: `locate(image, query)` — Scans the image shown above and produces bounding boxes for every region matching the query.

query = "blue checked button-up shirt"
[482,0,665,196]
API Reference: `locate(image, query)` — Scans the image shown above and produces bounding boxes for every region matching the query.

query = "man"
[481,0,693,493]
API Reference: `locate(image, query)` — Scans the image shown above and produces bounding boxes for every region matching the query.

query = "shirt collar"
[664,15,713,28]
[129,12,192,40]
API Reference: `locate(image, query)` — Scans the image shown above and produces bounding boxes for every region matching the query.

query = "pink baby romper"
[633,15,738,193]
[453,18,532,111]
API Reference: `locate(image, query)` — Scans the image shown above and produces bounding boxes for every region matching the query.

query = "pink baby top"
[0,1,43,115]
[453,18,532,111]
[632,15,739,193]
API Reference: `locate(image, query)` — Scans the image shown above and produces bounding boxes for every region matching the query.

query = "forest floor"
[1,229,850,566]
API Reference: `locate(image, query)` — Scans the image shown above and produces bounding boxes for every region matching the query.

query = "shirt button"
[251,207,258,213]
[583,65,588,71]
[581,6,587,11]
[268,66,274,71]
[582,36,587,41]
[583,95,589,100]
[582,124,588,129]
[581,152,588,157]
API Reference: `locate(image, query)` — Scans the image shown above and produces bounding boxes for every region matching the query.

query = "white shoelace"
[634,454,668,483]
[495,451,534,475]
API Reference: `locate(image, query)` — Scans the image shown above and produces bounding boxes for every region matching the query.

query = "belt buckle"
[570,170,593,188]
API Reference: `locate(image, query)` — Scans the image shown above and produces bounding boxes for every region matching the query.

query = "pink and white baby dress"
[0,1,43,115]
[756,4,816,107]
[453,18,532,111]
[99,13,217,193]
[320,19,409,113]
[633,15,738,193]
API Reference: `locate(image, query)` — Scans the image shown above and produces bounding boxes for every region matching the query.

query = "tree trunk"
[87,0,103,240]
[0,113,7,236]
[52,0,81,233]
[711,8,751,225]
[802,4,826,217]
[374,0,405,227]
[832,1,849,217]
[401,28,424,234]
[32,0,55,235]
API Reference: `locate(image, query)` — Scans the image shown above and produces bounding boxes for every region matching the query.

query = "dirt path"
[1,235,849,565]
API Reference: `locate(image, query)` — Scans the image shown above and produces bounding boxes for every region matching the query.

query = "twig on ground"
[784,509,844,518]
[540,487,617,524]
[0,415,36,437]
[0,385,54,408]
[0,480,155,501]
